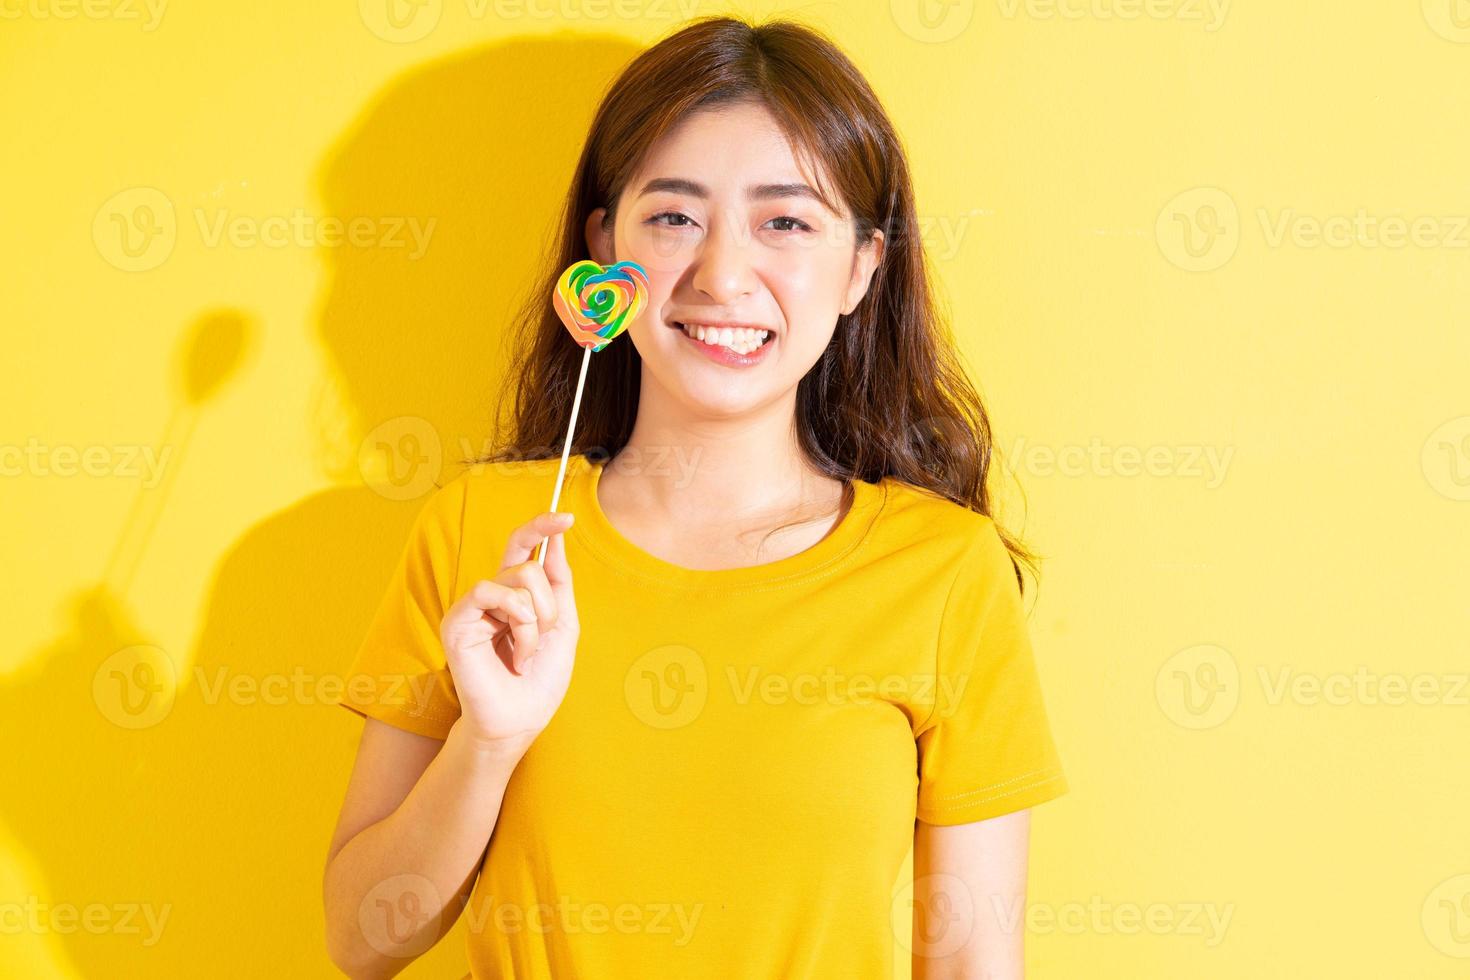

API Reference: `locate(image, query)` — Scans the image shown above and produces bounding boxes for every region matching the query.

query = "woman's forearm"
[323,720,532,978]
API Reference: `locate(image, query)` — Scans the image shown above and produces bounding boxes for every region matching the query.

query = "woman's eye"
[767,215,814,233]
[643,211,813,234]
[646,211,695,228]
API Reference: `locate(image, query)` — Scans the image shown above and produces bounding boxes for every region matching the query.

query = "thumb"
[542,526,578,622]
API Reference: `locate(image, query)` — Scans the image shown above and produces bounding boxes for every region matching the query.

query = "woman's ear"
[841,229,885,316]
[584,207,614,265]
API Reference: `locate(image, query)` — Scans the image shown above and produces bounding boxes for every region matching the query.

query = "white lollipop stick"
[536,344,592,566]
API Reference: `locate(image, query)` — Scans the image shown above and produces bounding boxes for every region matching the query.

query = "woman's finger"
[507,603,540,670]
[500,512,575,571]
[498,561,558,634]
[442,579,533,633]
[542,531,578,631]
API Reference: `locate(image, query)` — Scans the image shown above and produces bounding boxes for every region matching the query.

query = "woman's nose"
[690,215,756,305]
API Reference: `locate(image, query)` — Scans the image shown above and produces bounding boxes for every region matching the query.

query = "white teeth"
[678,322,770,354]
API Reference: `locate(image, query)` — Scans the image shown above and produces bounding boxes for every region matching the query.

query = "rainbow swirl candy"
[552,259,649,352]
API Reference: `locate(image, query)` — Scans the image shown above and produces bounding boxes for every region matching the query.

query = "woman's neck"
[597,398,848,567]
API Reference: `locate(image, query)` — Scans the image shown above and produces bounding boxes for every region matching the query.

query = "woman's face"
[585,100,884,419]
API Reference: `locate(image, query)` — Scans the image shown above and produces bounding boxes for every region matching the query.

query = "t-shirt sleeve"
[914,517,1068,825]
[335,475,468,740]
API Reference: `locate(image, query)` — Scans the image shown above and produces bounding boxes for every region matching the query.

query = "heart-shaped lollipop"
[552,259,648,352]
[534,258,649,568]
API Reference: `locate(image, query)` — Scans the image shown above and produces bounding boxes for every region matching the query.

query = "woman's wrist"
[448,718,538,765]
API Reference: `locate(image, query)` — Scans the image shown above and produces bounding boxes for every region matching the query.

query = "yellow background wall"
[4,1,1468,976]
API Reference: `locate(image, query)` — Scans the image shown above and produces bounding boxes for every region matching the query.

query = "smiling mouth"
[670,320,774,355]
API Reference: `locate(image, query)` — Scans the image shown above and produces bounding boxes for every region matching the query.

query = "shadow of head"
[316,33,643,477]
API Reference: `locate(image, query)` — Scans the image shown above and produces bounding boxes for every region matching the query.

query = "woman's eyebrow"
[636,177,822,203]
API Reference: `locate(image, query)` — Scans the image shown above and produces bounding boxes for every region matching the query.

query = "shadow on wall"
[0,34,640,978]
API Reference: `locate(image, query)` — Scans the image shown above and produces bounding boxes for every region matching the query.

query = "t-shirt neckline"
[566,454,887,591]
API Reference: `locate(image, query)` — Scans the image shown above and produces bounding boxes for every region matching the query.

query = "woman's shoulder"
[876,477,997,533]
[443,455,569,514]
[404,456,568,530]
[872,477,1011,569]
[404,457,576,570]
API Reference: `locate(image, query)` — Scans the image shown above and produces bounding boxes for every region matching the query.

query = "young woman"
[324,16,1066,979]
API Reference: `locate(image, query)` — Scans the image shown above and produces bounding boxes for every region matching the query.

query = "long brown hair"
[469,15,1036,592]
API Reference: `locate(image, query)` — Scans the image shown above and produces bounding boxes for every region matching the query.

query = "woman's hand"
[438,512,579,751]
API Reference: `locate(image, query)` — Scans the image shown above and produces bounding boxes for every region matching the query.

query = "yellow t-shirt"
[338,454,1067,978]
